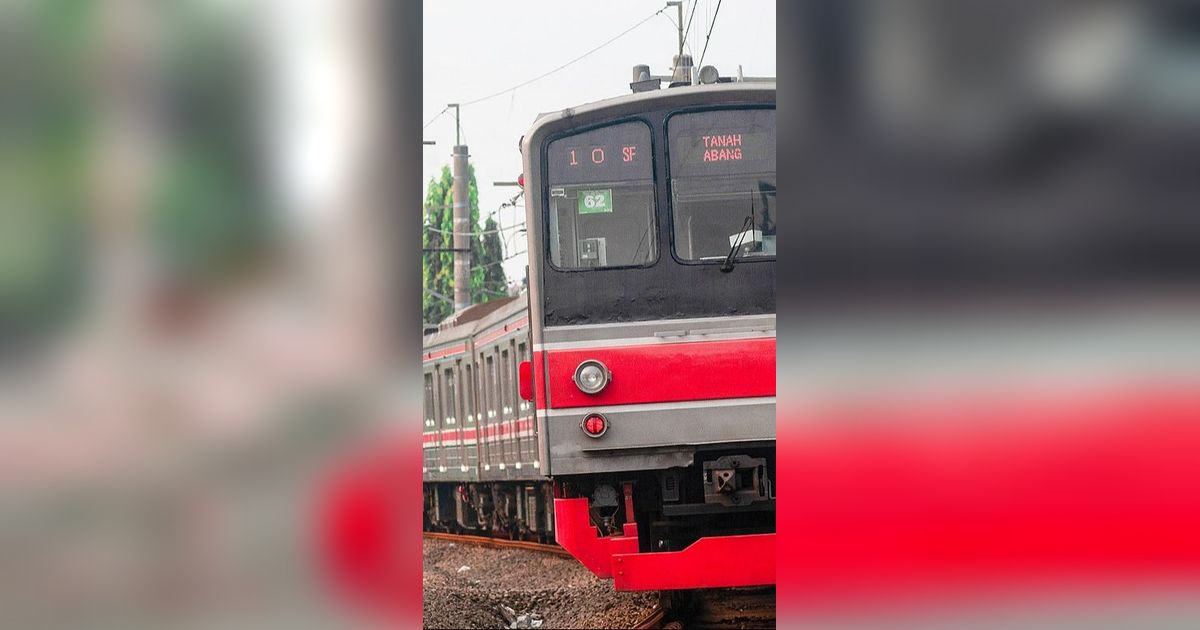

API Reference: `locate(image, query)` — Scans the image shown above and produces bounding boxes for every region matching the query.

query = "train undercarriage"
[423,481,556,543]
[423,446,776,591]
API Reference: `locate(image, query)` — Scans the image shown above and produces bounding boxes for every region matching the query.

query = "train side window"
[423,372,435,429]
[443,367,456,426]
[464,363,475,423]
[486,354,496,421]
[456,362,465,427]
[545,121,656,269]
[501,348,511,419]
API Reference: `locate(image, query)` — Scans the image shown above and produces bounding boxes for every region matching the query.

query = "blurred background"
[778,1,1200,626]
[8,0,1200,626]
[0,0,420,627]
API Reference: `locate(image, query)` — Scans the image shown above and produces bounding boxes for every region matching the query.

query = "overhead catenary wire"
[697,0,722,70]
[457,6,668,108]
[423,106,449,130]
[424,222,525,238]
[686,0,700,46]
[660,10,693,55]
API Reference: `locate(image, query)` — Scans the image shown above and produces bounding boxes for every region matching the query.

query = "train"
[423,65,776,591]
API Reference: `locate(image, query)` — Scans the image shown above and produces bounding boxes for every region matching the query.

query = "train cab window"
[545,122,656,269]
[668,109,776,262]
[442,367,457,425]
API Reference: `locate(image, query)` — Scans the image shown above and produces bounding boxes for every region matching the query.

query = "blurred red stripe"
[778,388,1200,611]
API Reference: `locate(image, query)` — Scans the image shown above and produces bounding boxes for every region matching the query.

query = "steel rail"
[423,531,572,557]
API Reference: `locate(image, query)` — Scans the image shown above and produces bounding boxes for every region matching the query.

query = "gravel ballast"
[423,539,656,629]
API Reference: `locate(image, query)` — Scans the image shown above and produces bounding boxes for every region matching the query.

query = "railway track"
[657,587,776,629]
[423,531,664,629]
[423,533,772,628]
[423,531,572,557]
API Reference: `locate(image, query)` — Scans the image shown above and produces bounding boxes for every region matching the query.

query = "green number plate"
[578,189,613,214]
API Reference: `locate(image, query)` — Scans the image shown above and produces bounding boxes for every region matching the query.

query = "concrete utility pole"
[667,1,684,61]
[448,103,461,145]
[452,142,471,313]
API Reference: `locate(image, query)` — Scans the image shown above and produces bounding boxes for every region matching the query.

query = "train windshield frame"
[531,90,776,326]
[666,107,776,265]
[544,120,658,271]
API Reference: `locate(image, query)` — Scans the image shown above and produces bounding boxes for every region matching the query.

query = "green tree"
[478,216,507,299]
[0,0,93,355]
[422,164,507,326]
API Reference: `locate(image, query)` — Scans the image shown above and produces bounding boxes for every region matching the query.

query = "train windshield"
[545,121,656,269]
[668,109,776,262]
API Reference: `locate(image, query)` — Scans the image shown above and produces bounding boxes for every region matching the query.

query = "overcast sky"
[423,0,776,285]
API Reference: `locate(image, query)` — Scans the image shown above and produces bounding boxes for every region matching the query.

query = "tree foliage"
[423,164,508,326]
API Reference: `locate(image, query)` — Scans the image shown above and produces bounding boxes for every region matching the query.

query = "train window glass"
[486,354,496,421]
[545,121,656,269]
[667,109,776,262]
[455,363,466,426]
[423,372,435,428]
[443,367,456,425]
[464,363,474,423]
[510,344,521,416]
[501,349,512,419]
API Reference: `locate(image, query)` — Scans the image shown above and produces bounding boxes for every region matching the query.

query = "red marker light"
[581,413,608,438]
[517,173,524,188]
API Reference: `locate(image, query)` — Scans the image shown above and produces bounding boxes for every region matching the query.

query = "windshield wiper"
[720,196,756,273]
[720,216,753,272]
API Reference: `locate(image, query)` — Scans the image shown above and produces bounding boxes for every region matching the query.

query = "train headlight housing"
[573,360,610,395]
[581,413,608,438]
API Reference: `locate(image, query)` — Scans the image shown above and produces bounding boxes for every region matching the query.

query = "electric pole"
[448,103,461,146]
[451,140,471,313]
[667,1,684,61]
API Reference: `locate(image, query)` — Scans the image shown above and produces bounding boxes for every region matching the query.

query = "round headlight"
[572,360,610,394]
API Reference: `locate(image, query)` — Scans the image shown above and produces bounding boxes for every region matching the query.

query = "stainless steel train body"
[520,81,776,587]
[422,296,553,538]
[424,81,776,587]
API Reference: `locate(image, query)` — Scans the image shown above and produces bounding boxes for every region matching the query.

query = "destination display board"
[546,121,653,185]
[668,108,776,178]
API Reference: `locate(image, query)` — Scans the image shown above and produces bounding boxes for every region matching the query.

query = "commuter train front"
[520,81,777,590]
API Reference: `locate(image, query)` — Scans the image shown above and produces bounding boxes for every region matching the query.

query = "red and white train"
[423,74,776,591]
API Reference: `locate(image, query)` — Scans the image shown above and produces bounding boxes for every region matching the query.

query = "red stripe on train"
[423,343,466,362]
[475,316,529,347]
[534,350,547,409]
[542,338,775,409]
[482,417,534,437]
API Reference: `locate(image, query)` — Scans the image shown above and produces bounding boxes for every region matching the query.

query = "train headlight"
[581,413,609,438]
[573,360,610,394]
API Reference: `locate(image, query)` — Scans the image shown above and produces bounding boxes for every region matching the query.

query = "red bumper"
[554,497,775,590]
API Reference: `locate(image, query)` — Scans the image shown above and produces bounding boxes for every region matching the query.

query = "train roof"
[525,81,775,144]
[422,294,528,351]
[471,291,528,334]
